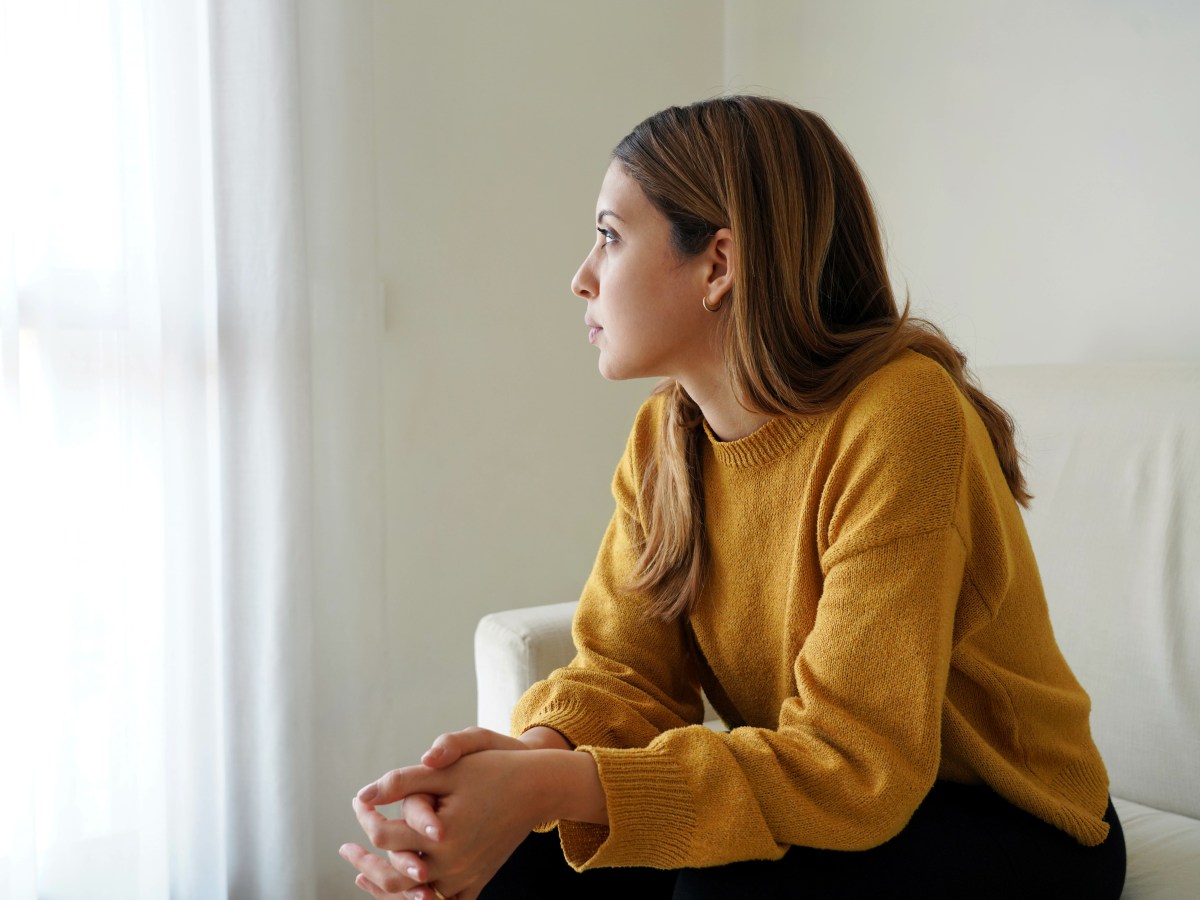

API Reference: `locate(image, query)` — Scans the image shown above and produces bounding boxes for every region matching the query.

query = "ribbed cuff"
[1048,755,1112,846]
[514,695,621,752]
[562,745,698,870]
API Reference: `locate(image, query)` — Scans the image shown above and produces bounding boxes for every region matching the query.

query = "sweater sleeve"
[510,398,706,753]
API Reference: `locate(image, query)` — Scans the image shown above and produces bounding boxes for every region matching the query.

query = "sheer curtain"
[0,0,363,896]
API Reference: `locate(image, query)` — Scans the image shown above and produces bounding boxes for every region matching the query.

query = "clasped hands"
[340,726,583,900]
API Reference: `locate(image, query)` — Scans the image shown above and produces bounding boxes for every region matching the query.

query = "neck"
[680,373,771,442]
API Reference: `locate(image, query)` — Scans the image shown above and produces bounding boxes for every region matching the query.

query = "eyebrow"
[597,208,624,224]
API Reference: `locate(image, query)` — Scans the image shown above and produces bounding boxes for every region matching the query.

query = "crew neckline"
[701,413,819,468]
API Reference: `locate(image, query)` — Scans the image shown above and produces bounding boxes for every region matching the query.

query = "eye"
[597,227,618,247]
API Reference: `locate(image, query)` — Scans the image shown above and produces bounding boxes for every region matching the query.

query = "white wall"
[371,0,722,724]
[726,0,1200,366]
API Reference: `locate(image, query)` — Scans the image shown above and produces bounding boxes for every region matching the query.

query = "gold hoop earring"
[702,294,723,313]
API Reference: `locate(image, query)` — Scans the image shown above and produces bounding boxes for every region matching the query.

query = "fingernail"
[425,825,438,839]
[357,783,377,802]
[407,866,420,879]
[426,747,443,760]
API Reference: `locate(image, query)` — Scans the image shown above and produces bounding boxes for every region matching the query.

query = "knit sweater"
[511,350,1112,871]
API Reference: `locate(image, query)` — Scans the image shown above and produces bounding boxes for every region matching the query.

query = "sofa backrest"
[979,364,1200,819]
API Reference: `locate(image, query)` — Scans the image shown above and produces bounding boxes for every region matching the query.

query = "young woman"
[341,96,1127,899]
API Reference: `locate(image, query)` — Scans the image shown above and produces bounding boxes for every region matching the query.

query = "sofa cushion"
[1113,796,1200,899]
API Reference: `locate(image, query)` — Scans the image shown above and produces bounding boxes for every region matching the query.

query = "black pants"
[480,781,1126,899]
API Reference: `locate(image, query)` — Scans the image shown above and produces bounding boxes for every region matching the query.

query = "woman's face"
[571,161,726,384]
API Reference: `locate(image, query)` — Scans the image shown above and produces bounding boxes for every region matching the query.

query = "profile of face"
[570,161,733,386]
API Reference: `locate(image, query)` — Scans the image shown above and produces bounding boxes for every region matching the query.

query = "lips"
[585,317,602,345]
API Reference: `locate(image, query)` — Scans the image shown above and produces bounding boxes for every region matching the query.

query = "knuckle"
[365,820,397,851]
[402,808,425,830]
[361,818,384,846]
[379,869,407,893]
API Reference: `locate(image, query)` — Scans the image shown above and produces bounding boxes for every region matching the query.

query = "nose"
[571,248,597,300]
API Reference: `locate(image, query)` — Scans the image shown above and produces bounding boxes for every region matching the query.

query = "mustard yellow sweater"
[512,351,1111,871]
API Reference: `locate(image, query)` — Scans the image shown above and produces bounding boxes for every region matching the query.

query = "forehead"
[595,160,654,223]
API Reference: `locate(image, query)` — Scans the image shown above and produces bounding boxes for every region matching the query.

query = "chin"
[598,356,636,382]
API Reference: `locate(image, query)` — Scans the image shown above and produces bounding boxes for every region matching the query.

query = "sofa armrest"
[475,601,722,735]
[474,601,578,735]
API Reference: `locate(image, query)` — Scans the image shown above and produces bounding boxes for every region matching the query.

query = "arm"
[561,526,969,869]
[511,398,706,751]
[509,508,706,748]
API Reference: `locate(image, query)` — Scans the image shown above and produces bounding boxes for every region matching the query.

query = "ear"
[702,227,736,306]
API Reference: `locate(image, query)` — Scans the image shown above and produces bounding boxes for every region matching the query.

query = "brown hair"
[613,95,1030,621]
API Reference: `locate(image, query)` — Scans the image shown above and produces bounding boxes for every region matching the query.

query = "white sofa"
[475,363,1200,898]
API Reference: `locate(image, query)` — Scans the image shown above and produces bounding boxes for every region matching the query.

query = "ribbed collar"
[701,413,819,468]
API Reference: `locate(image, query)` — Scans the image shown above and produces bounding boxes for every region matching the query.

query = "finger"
[340,843,418,896]
[353,872,390,898]
[359,765,439,805]
[421,733,454,768]
[402,793,445,842]
[357,873,410,900]
[385,849,429,885]
[422,728,482,767]
[408,883,453,897]
[353,796,435,854]
[355,873,393,900]
[422,726,522,767]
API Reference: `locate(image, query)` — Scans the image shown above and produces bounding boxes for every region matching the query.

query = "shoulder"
[825,350,968,469]
[840,350,965,433]
[817,351,969,563]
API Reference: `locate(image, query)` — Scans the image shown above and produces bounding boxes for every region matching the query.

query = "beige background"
[299,3,1198,891]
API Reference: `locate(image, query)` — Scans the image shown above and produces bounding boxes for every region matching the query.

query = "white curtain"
[0,1,379,896]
